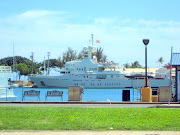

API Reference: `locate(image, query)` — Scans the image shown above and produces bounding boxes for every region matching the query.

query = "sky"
[0,0,180,68]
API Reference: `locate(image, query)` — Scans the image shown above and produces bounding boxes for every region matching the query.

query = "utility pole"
[31,52,34,74]
[47,52,50,75]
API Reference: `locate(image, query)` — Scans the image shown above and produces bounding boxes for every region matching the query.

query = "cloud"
[18,10,65,19]
[0,10,68,41]
[137,19,180,27]
[0,10,67,27]
[94,18,117,24]
[0,10,180,67]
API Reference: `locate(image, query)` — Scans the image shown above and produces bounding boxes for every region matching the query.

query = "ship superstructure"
[29,45,172,89]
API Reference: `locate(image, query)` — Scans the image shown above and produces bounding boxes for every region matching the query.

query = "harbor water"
[11,87,141,102]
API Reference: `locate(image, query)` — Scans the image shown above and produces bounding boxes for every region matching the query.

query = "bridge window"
[96,75,106,79]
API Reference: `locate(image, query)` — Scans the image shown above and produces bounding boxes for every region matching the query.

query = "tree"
[123,61,142,68]
[95,47,107,63]
[157,57,164,67]
[0,56,41,75]
[0,64,6,66]
[77,51,83,60]
[56,57,64,68]
[158,57,164,64]
[32,62,41,74]
[123,63,131,68]
[96,47,103,62]
[40,58,64,71]
[0,57,13,66]
[101,55,107,63]
[62,47,77,64]
[15,63,30,80]
[56,47,107,68]
[131,61,142,68]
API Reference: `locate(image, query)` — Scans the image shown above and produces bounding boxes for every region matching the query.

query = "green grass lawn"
[0,107,179,131]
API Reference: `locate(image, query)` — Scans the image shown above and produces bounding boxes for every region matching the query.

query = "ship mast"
[43,56,46,75]
[13,43,15,72]
[91,34,94,45]
[47,52,50,75]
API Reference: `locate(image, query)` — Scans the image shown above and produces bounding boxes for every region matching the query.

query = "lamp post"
[143,39,149,87]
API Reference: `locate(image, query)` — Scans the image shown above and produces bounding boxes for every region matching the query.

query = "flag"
[96,40,101,43]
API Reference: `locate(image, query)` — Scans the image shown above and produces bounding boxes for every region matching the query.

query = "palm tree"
[96,47,103,62]
[131,61,142,68]
[157,57,164,67]
[95,47,107,63]
[123,63,131,68]
[62,47,77,64]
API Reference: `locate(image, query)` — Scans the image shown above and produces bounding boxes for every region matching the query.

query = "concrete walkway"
[0,102,180,108]
[0,131,180,135]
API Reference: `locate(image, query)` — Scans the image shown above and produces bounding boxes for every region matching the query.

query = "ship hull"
[29,75,171,89]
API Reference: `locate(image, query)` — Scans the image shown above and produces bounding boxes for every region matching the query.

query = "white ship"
[0,66,17,101]
[29,44,173,89]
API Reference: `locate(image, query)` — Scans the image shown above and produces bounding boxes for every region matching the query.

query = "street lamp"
[143,39,149,87]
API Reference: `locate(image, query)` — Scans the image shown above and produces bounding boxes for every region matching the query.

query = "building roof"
[171,53,180,66]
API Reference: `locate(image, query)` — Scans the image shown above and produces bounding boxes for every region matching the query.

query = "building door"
[122,90,130,101]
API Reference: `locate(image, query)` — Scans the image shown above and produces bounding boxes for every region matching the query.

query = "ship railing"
[0,66,11,73]
[28,74,43,76]
[135,77,151,88]
[0,87,16,101]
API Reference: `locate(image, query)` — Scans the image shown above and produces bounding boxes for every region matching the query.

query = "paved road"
[0,131,180,135]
